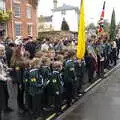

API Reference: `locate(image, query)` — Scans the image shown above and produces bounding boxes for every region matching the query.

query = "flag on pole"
[98,1,106,33]
[76,0,86,59]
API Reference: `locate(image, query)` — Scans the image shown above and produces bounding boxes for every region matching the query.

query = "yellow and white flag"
[77,0,86,59]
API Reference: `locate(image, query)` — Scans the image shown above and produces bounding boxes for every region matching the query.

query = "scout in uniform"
[39,57,52,111]
[96,39,105,78]
[86,40,97,83]
[24,58,43,117]
[63,50,76,106]
[74,59,83,94]
[50,60,63,113]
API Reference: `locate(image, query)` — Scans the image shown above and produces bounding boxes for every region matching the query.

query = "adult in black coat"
[0,44,12,120]
[116,38,120,58]
[5,43,14,67]
[24,41,36,59]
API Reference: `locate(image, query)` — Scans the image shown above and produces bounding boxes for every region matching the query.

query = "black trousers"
[98,60,104,77]
[0,110,1,120]
[117,48,119,58]
[53,94,62,112]
[64,81,73,106]
[42,86,49,108]
[88,67,94,83]
[106,54,111,68]
[77,74,84,92]
[25,94,42,113]
[0,81,9,111]
[4,83,9,109]
[112,48,117,66]
[17,84,24,109]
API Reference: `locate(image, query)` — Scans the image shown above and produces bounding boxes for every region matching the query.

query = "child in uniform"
[63,50,76,106]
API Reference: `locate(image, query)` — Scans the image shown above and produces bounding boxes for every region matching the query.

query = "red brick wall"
[6,0,37,40]
[5,0,13,40]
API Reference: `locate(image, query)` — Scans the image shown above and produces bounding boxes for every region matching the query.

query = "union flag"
[98,1,106,33]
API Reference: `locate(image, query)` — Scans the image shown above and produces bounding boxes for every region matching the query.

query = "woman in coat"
[0,44,11,120]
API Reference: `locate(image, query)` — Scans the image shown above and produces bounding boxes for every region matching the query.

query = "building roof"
[39,16,53,22]
[52,4,79,12]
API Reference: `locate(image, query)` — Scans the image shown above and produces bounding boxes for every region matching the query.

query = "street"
[57,64,120,120]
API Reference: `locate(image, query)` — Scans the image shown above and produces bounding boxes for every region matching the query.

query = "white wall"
[52,10,79,32]
[38,21,52,32]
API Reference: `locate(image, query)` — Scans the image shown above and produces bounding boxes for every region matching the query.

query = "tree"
[87,23,96,30]
[103,19,110,32]
[110,9,116,41]
[0,10,12,23]
[61,18,69,31]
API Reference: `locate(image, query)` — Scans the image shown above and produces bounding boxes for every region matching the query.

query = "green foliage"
[61,18,70,31]
[110,9,116,41]
[87,23,96,30]
[0,10,12,23]
[103,19,110,32]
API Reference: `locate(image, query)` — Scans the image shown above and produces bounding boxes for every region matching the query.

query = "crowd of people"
[0,35,120,120]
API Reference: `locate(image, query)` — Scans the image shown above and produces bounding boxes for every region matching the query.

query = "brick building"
[2,0,38,40]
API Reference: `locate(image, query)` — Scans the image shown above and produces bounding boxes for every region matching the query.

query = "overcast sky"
[38,0,120,25]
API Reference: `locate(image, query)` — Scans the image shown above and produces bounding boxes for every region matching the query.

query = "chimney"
[53,0,57,9]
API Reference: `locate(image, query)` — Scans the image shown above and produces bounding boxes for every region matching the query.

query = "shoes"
[4,107,13,113]
[18,109,26,114]
[42,107,51,112]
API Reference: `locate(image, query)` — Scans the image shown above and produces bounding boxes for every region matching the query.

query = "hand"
[19,85,22,89]
[7,68,13,71]
[7,77,12,82]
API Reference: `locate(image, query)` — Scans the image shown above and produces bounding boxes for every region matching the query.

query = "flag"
[77,0,86,59]
[98,1,106,33]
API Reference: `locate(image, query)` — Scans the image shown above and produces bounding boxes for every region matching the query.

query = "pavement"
[56,63,120,120]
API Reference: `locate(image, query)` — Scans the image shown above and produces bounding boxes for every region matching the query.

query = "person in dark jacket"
[116,38,120,59]
[5,42,14,67]
[0,44,12,120]
[111,40,117,66]
[24,39,36,59]
[10,46,26,113]
[63,50,76,106]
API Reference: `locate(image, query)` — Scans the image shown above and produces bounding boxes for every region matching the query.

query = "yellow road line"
[46,113,56,120]
[61,105,66,110]
[84,78,101,92]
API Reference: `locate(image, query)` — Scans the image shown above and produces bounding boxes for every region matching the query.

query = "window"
[61,10,66,15]
[15,23,21,36]
[28,24,32,36]
[26,7,32,19]
[0,0,4,10]
[14,4,20,17]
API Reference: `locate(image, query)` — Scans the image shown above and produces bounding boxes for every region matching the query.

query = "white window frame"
[13,0,21,4]
[14,3,21,17]
[26,6,32,19]
[0,0,5,10]
[27,23,32,36]
[15,22,22,37]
